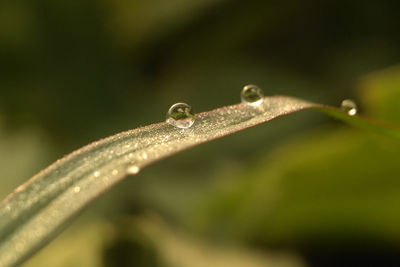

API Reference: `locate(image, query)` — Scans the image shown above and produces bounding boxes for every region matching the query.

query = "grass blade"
[0,95,397,266]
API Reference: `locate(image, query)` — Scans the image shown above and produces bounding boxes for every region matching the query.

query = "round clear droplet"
[341,99,357,116]
[166,103,195,129]
[241,85,264,106]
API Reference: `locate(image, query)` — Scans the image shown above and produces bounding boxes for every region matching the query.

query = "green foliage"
[0,96,319,266]
[2,86,398,266]
[194,67,400,251]
[1,1,400,265]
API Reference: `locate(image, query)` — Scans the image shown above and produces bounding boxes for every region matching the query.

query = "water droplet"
[94,171,100,177]
[166,103,195,129]
[241,84,264,106]
[341,99,357,116]
[126,165,140,175]
[112,169,119,176]
[73,186,81,193]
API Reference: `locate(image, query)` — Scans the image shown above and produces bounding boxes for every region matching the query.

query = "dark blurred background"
[1,0,400,266]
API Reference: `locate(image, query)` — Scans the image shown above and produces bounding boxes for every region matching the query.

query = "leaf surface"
[0,95,397,266]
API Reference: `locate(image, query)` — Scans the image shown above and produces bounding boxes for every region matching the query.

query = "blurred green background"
[1,0,400,266]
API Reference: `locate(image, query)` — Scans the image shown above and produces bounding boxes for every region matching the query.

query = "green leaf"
[0,95,397,266]
[361,65,400,124]
[130,214,305,267]
[196,128,400,246]
[192,69,400,247]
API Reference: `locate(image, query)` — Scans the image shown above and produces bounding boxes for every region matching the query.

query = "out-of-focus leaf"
[0,95,397,266]
[194,129,400,244]
[130,214,306,267]
[193,68,400,248]
[361,65,400,124]
[24,220,106,267]
[0,119,51,199]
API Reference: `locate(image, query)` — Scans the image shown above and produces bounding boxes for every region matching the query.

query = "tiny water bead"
[166,103,195,129]
[126,165,140,175]
[241,84,264,106]
[341,99,357,116]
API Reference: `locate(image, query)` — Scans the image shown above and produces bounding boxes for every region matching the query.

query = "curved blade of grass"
[0,96,398,266]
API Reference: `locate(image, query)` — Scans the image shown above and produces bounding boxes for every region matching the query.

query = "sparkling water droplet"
[166,103,195,129]
[126,165,140,175]
[241,84,264,106]
[341,99,357,116]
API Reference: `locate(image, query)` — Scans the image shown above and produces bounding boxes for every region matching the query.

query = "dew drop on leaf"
[126,165,140,175]
[341,99,357,116]
[241,84,264,106]
[166,103,195,129]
